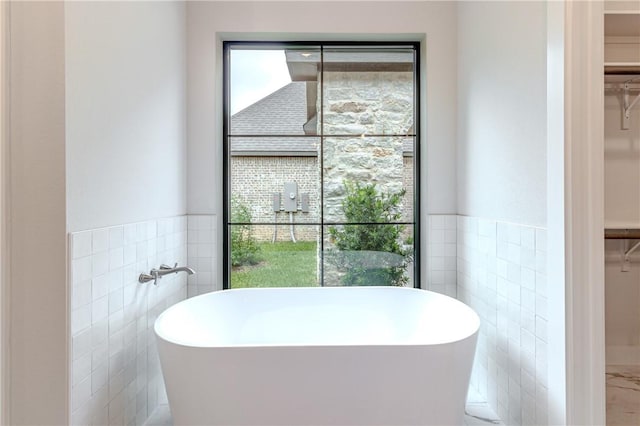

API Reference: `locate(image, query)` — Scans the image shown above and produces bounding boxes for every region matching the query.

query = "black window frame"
[222,40,421,290]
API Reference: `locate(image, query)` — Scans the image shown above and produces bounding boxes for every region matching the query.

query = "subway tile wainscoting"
[186,215,220,296]
[457,216,548,426]
[69,213,543,425]
[69,216,188,425]
[427,214,458,298]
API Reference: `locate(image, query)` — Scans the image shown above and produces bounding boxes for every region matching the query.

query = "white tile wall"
[70,216,188,426]
[70,213,544,425]
[427,215,457,297]
[457,216,548,426]
[187,215,220,296]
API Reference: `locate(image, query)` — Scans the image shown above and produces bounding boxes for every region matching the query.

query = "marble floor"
[144,389,503,426]
[607,365,640,426]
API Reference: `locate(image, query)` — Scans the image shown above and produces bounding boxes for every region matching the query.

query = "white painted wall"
[186,1,458,217]
[456,2,552,424]
[605,0,640,12]
[9,2,68,424]
[8,2,188,423]
[65,1,187,232]
[457,1,547,227]
[605,256,640,348]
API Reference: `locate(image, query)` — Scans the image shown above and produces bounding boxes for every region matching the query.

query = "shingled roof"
[230,81,413,156]
[230,82,317,156]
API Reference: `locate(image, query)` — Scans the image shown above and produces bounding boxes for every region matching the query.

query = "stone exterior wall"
[403,156,414,223]
[231,156,318,242]
[320,71,414,285]
[321,71,413,222]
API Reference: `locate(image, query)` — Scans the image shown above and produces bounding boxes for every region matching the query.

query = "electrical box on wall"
[283,182,298,212]
[272,193,281,212]
[300,193,310,213]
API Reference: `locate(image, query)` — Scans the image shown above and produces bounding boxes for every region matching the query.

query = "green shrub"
[327,181,412,286]
[230,197,260,267]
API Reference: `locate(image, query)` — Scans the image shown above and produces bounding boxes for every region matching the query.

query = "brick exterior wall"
[231,155,415,242]
[231,156,318,241]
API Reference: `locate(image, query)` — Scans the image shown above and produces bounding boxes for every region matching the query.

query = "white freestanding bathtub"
[155,287,480,426]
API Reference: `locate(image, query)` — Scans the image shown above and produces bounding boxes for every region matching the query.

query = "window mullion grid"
[224,42,419,289]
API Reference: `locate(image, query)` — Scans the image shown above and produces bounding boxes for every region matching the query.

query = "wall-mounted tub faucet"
[139,263,195,285]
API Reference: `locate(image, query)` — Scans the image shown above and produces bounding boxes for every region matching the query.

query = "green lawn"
[230,241,318,288]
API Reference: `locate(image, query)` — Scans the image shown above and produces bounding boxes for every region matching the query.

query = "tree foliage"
[230,197,260,267]
[328,181,412,286]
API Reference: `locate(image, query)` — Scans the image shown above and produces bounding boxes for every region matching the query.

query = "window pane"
[225,43,418,289]
[322,136,414,224]
[322,47,415,136]
[322,224,414,287]
[229,225,319,288]
[230,48,321,136]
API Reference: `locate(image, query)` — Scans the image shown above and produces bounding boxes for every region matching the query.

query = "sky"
[230,50,292,114]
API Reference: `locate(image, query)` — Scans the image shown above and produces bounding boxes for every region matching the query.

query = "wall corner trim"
[562,1,606,424]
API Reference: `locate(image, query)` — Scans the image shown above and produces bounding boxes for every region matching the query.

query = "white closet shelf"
[604,11,640,74]
[605,221,640,228]
[605,63,640,69]
[605,62,640,67]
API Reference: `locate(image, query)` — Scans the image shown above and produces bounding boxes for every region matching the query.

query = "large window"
[223,42,420,289]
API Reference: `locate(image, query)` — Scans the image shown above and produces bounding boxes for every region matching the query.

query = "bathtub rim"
[154,286,480,349]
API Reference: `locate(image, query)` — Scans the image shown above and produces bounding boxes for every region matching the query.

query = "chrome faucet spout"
[139,263,196,285]
[157,265,196,276]
[154,264,196,278]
